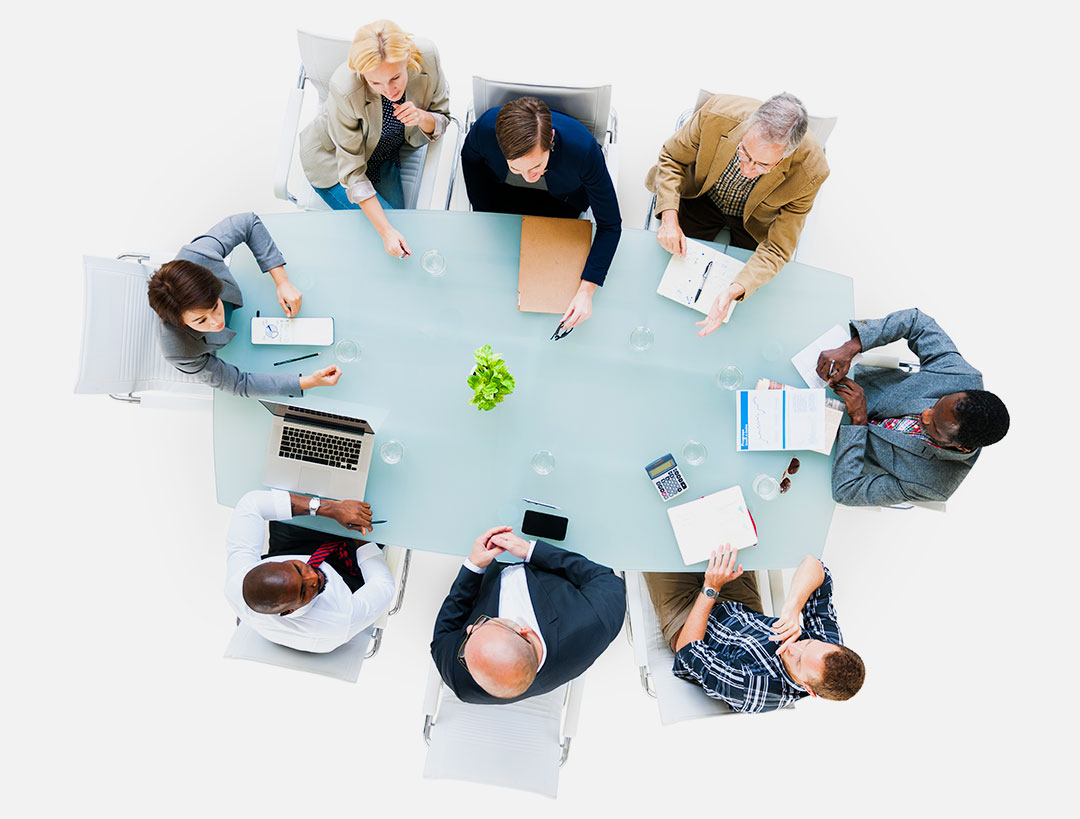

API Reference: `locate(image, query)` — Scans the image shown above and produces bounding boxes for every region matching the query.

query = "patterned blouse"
[367,93,407,184]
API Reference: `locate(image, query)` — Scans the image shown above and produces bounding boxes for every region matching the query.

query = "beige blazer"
[299,38,450,202]
[645,94,829,298]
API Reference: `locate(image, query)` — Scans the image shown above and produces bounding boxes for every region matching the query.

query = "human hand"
[695,283,744,337]
[324,499,373,534]
[769,606,802,655]
[703,543,743,592]
[468,525,512,569]
[815,338,862,386]
[392,101,432,132]
[561,282,596,329]
[488,530,531,560]
[275,279,302,317]
[656,210,686,257]
[380,227,412,259]
[833,377,868,425]
[300,365,342,391]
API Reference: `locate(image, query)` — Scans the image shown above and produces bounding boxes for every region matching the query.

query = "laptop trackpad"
[299,467,339,499]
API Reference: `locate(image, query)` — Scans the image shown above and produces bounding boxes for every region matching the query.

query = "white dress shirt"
[464,541,547,669]
[224,489,395,653]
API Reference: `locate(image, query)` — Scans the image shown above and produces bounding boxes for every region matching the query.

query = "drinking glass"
[629,326,654,351]
[334,339,360,363]
[682,440,707,466]
[716,365,743,390]
[531,450,556,475]
[753,474,781,501]
[380,439,405,464]
[421,249,446,277]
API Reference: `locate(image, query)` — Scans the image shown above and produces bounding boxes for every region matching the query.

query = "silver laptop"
[260,401,376,500]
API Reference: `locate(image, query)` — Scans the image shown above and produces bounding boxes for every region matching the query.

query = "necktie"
[307,541,361,576]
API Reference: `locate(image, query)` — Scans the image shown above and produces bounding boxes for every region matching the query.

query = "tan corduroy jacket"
[299,38,450,203]
[645,94,829,298]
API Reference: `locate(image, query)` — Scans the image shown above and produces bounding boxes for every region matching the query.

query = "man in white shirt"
[430,525,625,704]
[224,489,395,653]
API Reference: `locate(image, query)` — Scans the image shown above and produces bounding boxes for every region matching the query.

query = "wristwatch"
[702,586,720,599]
[308,497,321,517]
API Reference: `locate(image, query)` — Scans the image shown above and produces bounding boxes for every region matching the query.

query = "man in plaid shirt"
[645,546,864,713]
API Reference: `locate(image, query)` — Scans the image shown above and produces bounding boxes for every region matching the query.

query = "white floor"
[4,1,1074,816]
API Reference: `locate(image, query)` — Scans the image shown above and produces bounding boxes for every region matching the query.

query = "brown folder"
[517,215,592,313]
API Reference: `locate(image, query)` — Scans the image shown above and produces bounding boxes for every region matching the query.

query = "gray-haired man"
[645,93,830,336]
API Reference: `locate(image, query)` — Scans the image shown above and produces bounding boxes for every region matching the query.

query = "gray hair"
[747,92,809,157]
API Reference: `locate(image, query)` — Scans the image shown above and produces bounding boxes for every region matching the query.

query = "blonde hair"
[348,19,422,78]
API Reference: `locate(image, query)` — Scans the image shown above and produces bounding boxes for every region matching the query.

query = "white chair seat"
[224,622,373,682]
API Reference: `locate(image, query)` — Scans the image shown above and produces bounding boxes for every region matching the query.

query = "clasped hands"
[815,339,868,424]
[468,525,531,569]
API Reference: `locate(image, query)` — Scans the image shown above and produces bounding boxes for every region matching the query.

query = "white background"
[3,1,1075,815]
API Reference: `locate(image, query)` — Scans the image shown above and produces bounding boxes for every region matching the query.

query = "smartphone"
[521,510,568,541]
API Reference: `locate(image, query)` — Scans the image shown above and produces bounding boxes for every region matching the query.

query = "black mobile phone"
[521,510,568,541]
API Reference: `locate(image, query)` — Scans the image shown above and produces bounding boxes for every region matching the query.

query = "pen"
[274,352,320,366]
[521,498,561,510]
[827,359,836,381]
[371,520,388,525]
[693,260,713,303]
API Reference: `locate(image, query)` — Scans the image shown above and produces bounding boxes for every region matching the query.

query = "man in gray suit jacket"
[816,309,1009,506]
[147,213,342,398]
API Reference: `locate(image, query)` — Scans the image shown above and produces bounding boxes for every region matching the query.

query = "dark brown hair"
[814,645,866,701]
[147,259,222,327]
[494,96,553,161]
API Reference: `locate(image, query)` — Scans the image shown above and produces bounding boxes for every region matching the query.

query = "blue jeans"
[314,159,404,210]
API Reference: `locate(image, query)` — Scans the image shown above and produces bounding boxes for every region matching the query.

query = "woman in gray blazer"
[299,19,450,259]
[147,213,342,398]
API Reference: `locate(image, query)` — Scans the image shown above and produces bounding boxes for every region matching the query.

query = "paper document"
[792,324,863,389]
[656,239,745,321]
[250,317,334,346]
[756,379,843,456]
[736,388,827,451]
[666,486,758,566]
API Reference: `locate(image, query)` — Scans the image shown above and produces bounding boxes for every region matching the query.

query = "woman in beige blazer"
[299,20,450,259]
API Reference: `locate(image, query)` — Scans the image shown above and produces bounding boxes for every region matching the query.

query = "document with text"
[736,388,827,451]
[656,239,745,321]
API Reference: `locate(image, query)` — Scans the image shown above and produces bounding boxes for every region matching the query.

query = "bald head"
[242,563,298,614]
[463,621,540,699]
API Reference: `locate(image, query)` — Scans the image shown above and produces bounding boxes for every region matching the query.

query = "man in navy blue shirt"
[461,96,622,329]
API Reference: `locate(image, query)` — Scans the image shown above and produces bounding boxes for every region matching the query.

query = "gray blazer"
[156,213,302,398]
[832,309,984,506]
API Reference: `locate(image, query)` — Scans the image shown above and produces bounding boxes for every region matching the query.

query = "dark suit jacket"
[460,107,622,286]
[430,541,625,704]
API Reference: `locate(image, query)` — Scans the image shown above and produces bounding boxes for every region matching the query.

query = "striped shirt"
[367,93,406,184]
[707,151,760,217]
[672,566,843,713]
[870,415,943,448]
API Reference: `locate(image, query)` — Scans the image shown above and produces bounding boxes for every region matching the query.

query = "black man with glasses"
[645,92,829,336]
[430,525,625,704]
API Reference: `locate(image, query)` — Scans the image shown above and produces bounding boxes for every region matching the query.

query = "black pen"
[371,520,388,525]
[693,261,713,303]
[273,352,319,366]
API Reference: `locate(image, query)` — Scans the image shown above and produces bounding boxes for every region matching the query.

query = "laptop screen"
[259,401,373,435]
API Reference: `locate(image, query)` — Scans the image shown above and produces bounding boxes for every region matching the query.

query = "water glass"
[752,474,781,501]
[629,326,654,351]
[531,450,556,475]
[682,440,707,466]
[716,365,743,390]
[421,249,446,277]
[380,439,405,464]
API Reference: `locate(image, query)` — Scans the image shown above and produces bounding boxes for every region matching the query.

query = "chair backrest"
[471,76,612,146]
[691,89,838,149]
[423,679,570,797]
[75,256,207,396]
[223,622,374,682]
[297,30,351,105]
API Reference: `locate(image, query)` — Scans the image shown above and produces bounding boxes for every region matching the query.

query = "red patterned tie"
[307,541,361,576]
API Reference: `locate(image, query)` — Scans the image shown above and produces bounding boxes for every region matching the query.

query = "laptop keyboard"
[279,425,362,470]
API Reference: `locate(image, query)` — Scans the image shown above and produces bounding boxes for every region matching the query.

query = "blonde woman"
[300,20,450,258]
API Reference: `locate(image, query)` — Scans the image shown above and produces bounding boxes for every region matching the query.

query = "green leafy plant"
[467,345,516,411]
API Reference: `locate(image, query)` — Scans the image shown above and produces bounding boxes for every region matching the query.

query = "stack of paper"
[656,239,744,322]
[667,486,758,566]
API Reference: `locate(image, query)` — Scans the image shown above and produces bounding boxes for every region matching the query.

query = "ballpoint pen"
[521,498,561,510]
[273,352,320,366]
[693,260,713,303]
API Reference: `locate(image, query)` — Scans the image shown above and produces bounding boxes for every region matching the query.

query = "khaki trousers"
[644,571,762,653]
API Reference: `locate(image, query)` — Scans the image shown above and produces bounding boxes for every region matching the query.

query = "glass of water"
[531,450,556,475]
[629,326,654,351]
[379,439,405,464]
[334,339,360,363]
[421,249,446,277]
[752,474,781,501]
[716,365,743,390]
[682,440,707,466]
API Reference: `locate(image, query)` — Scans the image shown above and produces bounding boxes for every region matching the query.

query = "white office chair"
[623,569,794,724]
[75,254,212,408]
[223,546,412,683]
[274,30,461,213]
[421,660,584,798]
[643,88,838,256]
[451,76,619,212]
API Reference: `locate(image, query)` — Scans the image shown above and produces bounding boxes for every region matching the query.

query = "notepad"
[517,216,593,313]
[250,317,334,346]
[756,379,844,456]
[656,239,745,322]
[791,324,863,389]
[666,486,758,566]
[736,388,827,451]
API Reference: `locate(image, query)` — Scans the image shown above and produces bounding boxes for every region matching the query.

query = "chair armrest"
[644,193,657,230]
[623,572,651,669]
[273,67,308,204]
[422,660,444,745]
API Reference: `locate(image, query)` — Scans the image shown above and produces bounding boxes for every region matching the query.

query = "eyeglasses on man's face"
[736,140,781,173]
[456,615,530,670]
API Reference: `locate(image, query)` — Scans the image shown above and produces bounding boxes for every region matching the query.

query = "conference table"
[214,210,853,571]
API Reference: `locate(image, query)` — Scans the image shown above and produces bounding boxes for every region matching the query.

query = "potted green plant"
[467,344,515,411]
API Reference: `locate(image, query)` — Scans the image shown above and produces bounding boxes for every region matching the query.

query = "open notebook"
[666,486,757,566]
[656,239,745,323]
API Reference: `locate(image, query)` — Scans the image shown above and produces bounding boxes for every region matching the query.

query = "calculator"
[644,453,688,502]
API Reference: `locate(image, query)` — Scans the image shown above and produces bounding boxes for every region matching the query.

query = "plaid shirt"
[672,566,843,713]
[707,151,760,217]
[869,414,943,448]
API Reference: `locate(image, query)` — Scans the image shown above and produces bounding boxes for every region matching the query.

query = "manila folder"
[517,215,592,313]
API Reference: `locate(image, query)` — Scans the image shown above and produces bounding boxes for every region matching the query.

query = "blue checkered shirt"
[672,566,844,713]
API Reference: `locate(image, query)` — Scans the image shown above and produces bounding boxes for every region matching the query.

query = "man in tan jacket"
[646,93,829,336]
